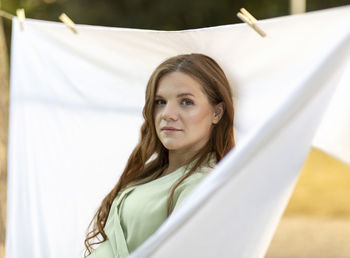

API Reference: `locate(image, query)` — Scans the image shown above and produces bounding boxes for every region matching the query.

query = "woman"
[84,53,234,258]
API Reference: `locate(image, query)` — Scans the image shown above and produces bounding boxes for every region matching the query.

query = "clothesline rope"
[0,9,14,20]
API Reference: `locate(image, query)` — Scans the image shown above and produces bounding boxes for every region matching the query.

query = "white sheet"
[6,6,350,258]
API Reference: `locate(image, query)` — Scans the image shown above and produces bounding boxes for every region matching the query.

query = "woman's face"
[154,71,220,154]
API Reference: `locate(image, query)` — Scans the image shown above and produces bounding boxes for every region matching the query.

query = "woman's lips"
[161,127,182,132]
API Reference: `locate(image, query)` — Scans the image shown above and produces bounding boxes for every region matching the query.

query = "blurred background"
[0,0,349,257]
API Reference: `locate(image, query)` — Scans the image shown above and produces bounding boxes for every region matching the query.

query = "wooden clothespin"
[237,8,266,38]
[59,13,77,34]
[16,8,25,31]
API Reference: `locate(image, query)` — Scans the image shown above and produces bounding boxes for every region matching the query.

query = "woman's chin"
[161,142,183,151]
[163,145,180,151]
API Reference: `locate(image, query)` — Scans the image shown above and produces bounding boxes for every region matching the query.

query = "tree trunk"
[0,17,10,258]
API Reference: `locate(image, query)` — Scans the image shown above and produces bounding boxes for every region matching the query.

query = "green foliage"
[1,0,348,30]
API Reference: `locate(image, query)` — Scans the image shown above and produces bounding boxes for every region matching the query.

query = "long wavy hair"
[84,53,235,256]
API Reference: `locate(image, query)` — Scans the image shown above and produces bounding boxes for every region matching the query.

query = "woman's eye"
[181,99,194,106]
[155,99,166,105]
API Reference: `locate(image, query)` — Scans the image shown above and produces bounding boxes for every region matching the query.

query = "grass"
[266,216,350,258]
[267,148,350,257]
[284,148,350,218]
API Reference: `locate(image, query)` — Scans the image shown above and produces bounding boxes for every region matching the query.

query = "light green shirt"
[88,157,216,258]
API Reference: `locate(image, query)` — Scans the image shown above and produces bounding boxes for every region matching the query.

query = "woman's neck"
[164,148,199,175]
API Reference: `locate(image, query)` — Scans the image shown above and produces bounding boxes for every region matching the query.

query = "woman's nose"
[162,103,178,121]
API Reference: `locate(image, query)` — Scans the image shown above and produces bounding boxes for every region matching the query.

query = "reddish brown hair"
[84,53,234,256]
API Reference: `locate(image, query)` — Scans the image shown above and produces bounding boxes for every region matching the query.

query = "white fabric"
[312,61,350,163]
[6,6,350,258]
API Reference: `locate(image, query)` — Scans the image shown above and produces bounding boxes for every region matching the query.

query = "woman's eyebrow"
[155,93,194,98]
[177,93,194,98]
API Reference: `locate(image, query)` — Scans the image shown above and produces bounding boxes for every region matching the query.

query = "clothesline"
[0,9,14,20]
[0,8,266,37]
[0,8,77,32]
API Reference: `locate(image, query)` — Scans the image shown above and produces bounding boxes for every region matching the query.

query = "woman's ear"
[212,102,225,124]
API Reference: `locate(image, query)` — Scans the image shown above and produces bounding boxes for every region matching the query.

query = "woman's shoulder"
[188,152,217,174]
[171,155,217,212]
[182,153,217,183]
